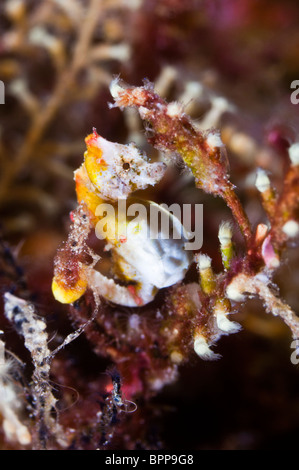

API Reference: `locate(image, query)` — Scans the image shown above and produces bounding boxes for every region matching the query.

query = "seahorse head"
[84,128,166,201]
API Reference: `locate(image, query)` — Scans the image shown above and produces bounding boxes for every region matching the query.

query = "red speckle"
[119,235,127,244]
[266,125,294,155]
[70,211,75,222]
[85,128,100,147]
[128,285,143,306]
[92,127,99,137]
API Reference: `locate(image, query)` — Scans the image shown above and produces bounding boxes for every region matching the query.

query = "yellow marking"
[52,275,88,304]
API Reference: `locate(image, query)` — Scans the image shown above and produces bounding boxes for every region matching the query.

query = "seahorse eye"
[123,162,130,170]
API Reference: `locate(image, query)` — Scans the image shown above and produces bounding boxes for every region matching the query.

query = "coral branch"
[221,184,252,245]
[110,80,252,246]
[270,158,299,249]
[226,273,299,340]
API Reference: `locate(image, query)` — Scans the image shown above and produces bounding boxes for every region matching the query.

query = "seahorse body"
[52,129,192,306]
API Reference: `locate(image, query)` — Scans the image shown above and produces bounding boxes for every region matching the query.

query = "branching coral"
[109,80,299,342]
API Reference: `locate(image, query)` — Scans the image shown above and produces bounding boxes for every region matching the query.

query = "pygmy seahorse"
[52,129,192,307]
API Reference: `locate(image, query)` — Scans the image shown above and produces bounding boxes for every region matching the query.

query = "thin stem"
[222,184,252,248]
[228,273,299,339]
